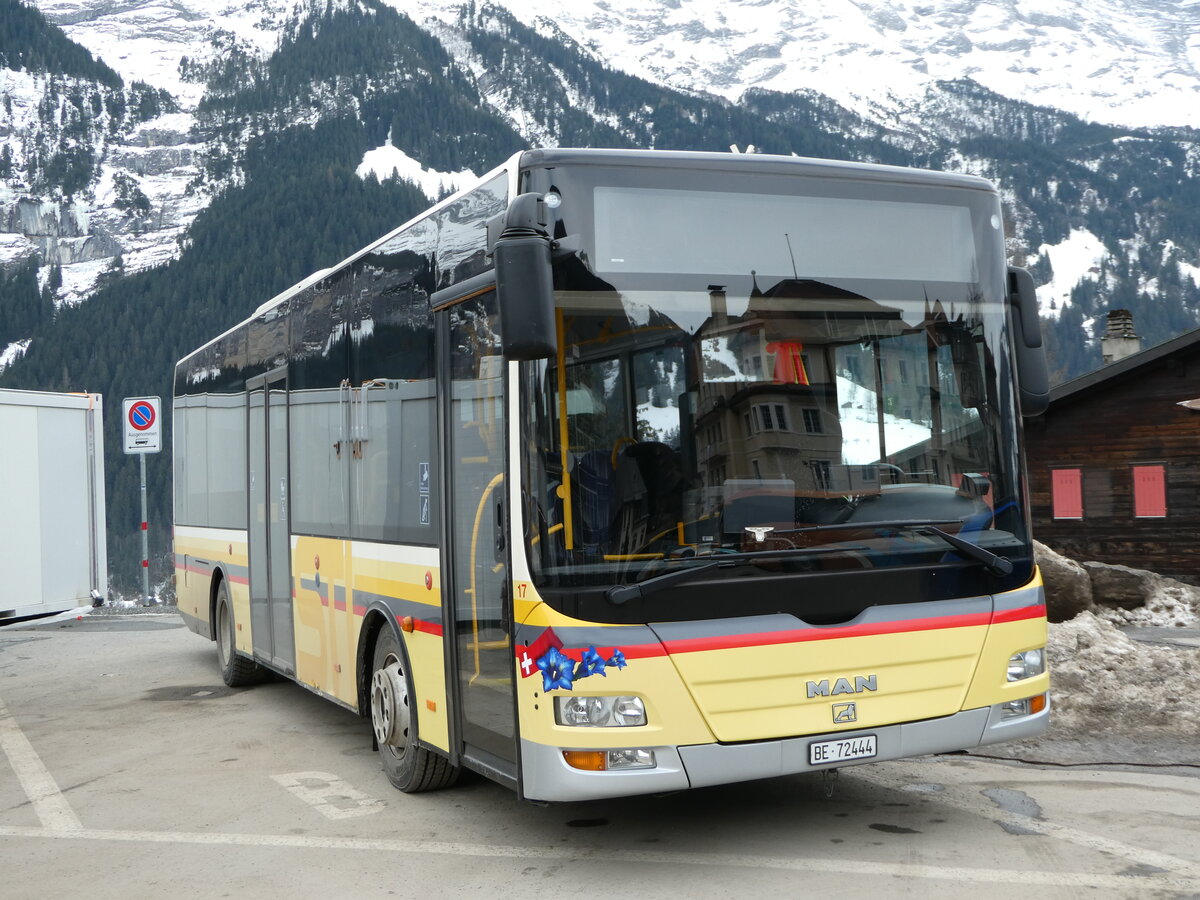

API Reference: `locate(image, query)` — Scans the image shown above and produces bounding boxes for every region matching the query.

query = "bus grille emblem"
[833,702,857,724]
[745,525,775,542]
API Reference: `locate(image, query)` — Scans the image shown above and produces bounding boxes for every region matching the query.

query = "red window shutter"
[1133,465,1167,518]
[1051,469,1083,519]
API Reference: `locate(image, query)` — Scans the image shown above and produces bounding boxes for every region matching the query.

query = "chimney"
[1101,309,1142,365]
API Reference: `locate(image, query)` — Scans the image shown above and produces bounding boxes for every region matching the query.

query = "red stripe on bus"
[515,642,666,661]
[660,612,994,655]
[660,606,1045,656]
[227,575,249,585]
[405,617,443,637]
[516,604,1046,663]
[989,604,1046,625]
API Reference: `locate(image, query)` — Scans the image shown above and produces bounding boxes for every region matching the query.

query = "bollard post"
[140,452,150,604]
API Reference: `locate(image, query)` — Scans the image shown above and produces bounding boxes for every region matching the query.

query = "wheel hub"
[218,603,232,667]
[370,657,409,750]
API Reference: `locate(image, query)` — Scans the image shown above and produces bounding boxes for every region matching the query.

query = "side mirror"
[494,193,557,361]
[1007,266,1049,417]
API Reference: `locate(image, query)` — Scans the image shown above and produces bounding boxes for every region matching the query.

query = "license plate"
[808,734,877,766]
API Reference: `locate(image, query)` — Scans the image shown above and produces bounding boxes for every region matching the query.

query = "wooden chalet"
[1023,318,1200,585]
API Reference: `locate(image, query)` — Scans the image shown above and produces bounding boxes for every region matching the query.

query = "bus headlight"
[562,749,656,770]
[1007,648,1045,682]
[555,695,647,727]
[1001,693,1047,719]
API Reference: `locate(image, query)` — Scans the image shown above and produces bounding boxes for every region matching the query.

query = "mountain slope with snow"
[4,0,1198,356]
[402,0,1200,131]
[3,0,1199,592]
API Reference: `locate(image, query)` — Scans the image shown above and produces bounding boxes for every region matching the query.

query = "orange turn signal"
[1030,693,1047,714]
[562,751,607,771]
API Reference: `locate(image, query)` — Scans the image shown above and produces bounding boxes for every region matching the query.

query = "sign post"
[123,397,161,604]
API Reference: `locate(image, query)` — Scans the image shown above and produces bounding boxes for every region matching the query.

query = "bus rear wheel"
[370,629,459,793]
[216,579,265,687]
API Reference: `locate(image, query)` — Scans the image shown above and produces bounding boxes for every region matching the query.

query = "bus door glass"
[247,369,296,673]
[442,290,516,764]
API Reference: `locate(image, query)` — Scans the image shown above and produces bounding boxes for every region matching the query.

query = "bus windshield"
[519,169,1030,616]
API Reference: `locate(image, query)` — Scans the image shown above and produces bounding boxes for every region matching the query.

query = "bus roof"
[517,148,998,193]
[176,148,996,370]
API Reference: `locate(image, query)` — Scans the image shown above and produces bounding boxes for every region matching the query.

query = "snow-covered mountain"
[417,0,1200,131]
[4,0,1197,302]
[3,0,1199,591]
[36,0,1200,130]
[3,0,1200,344]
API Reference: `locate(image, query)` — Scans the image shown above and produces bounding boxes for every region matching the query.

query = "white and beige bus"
[174,149,1050,801]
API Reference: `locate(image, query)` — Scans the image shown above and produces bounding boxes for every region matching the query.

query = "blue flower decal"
[534,644,629,691]
[537,646,575,692]
[575,646,607,680]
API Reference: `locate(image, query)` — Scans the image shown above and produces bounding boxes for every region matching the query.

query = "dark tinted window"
[174,329,248,528]
[350,219,439,544]
[433,172,507,290]
[289,279,351,537]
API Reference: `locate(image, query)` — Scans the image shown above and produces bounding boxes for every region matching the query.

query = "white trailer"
[0,388,107,620]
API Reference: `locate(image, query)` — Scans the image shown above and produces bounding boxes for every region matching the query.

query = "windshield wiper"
[606,561,723,605]
[911,524,1013,577]
[605,546,864,605]
[605,521,1013,605]
[849,519,1012,577]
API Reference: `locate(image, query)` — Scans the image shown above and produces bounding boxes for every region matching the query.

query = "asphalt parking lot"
[2,609,1199,899]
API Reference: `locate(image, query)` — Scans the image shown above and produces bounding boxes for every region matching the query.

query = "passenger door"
[439,289,517,772]
[247,367,296,673]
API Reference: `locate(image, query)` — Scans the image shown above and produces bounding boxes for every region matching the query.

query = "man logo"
[833,702,857,724]
[806,674,878,698]
[744,525,775,542]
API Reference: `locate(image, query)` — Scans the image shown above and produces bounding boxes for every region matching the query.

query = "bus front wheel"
[370,629,459,793]
[216,579,265,687]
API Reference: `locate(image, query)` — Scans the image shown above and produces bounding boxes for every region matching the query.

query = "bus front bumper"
[520,697,1049,802]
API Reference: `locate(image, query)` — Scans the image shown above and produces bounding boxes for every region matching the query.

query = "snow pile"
[1096,581,1200,628]
[1047,612,1200,737]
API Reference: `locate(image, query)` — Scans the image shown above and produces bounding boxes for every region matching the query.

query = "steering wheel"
[611,435,638,469]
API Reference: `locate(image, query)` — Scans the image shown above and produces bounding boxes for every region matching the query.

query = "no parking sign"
[123,396,161,454]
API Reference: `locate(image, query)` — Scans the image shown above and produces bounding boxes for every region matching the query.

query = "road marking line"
[0,698,82,833]
[271,772,384,820]
[856,763,1200,883]
[0,824,1197,890]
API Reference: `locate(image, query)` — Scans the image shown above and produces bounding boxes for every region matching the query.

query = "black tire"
[370,629,460,793]
[215,579,266,687]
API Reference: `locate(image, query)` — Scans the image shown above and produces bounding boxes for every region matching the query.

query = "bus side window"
[348,239,437,543]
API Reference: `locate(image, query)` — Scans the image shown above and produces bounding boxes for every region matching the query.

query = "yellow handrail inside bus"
[556,308,574,551]
[468,472,505,684]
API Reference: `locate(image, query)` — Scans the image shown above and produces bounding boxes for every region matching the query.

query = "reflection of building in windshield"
[692,277,993,513]
[695,277,902,501]
[543,273,999,558]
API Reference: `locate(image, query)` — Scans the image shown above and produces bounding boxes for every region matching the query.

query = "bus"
[174,148,1050,802]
